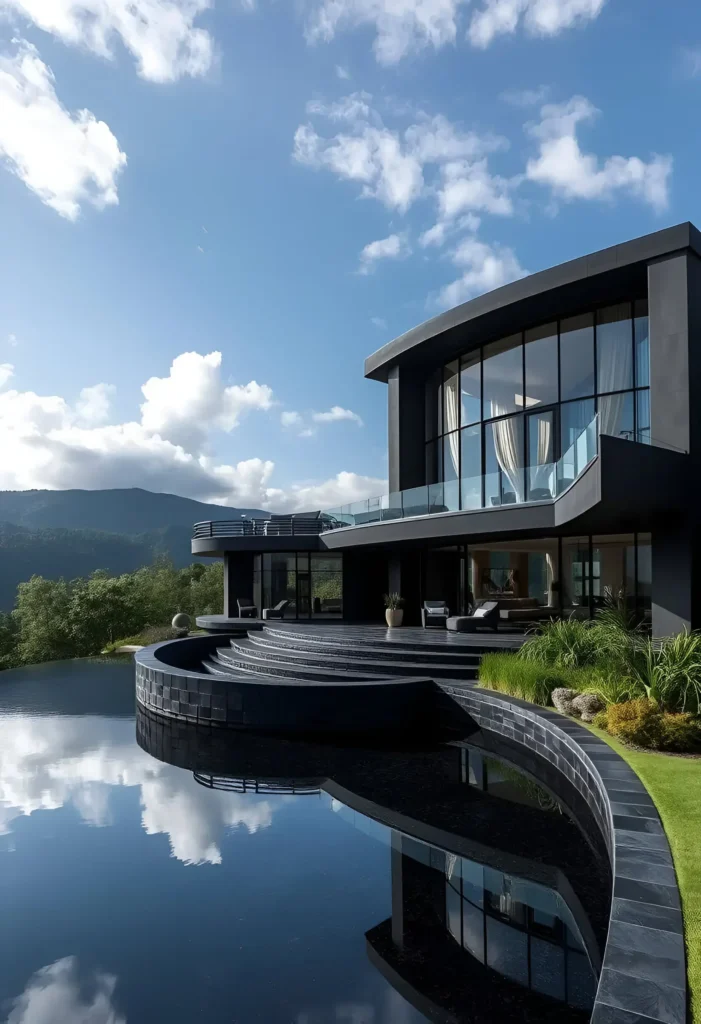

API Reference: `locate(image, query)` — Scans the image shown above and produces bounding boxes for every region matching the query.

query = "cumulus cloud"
[0,350,381,512]
[0,0,213,82]
[276,471,386,511]
[500,84,550,107]
[0,40,127,219]
[281,410,304,429]
[293,93,507,220]
[525,96,672,211]
[5,957,125,1024]
[0,363,13,388]
[312,406,364,426]
[370,316,387,329]
[469,0,606,48]
[0,715,277,865]
[358,232,410,273]
[435,236,528,309]
[305,0,468,65]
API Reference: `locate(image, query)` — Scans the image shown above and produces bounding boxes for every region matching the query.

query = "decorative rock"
[551,688,579,716]
[172,612,191,631]
[572,692,605,722]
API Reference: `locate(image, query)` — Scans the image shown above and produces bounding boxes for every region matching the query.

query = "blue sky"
[0,0,699,511]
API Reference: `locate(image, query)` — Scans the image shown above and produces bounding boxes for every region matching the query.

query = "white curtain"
[597,317,632,437]
[491,407,524,501]
[530,415,553,494]
[444,374,460,477]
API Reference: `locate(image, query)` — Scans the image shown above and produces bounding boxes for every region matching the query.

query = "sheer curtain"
[444,375,460,475]
[531,415,553,494]
[598,324,632,437]
[491,407,524,502]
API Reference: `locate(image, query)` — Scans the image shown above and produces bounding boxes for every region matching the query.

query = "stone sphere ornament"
[172,612,191,631]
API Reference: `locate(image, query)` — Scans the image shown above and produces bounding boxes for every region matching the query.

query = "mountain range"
[0,488,270,611]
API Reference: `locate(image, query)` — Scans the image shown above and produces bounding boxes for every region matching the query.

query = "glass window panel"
[637,389,651,444]
[460,425,482,510]
[599,391,634,441]
[425,440,440,485]
[560,313,594,400]
[486,917,528,987]
[560,399,595,456]
[484,427,500,508]
[530,937,566,1001]
[443,431,460,511]
[311,572,342,617]
[461,859,484,908]
[461,351,481,425]
[524,323,558,407]
[597,303,633,394]
[443,361,460,434]
[635,298,650,388]
[562,537,590,619]
[269,552,296,573]
[296,553,309,570]
[483,334,523,419]
[566,950,597,1011]
[527,410,555,500]
[425,368,442,440]
[446,883,462,944]
[462,900,485,963]
[592,534,635,609]
[311,554,342,571]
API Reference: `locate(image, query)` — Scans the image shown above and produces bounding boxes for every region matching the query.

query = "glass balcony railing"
[322,415,599,530]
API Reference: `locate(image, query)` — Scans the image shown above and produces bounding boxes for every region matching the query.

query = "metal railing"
[192,518,344,539]
[193,773,321,795]
[321,414,600,530]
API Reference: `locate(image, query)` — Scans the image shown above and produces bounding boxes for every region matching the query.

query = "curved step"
[203,656,282,683]
[232,637,477,681]
[246,631,481,667]
[262,623,513,655]
[214,646,391,684]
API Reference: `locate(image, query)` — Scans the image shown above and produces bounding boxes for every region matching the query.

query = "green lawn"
[585,724,701,1021]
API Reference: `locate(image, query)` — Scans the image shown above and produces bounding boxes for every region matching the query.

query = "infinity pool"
[0,659,610,1023]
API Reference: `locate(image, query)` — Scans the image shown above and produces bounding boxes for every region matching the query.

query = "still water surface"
[0,660,608,1023]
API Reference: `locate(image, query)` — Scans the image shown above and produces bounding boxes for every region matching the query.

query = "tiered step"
[209,645,392,683]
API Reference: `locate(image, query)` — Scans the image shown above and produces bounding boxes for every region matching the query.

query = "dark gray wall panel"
[648,253,692,453]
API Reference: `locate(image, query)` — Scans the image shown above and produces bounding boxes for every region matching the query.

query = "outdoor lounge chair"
[446,601,500,633]
[237,598,257,618]
[262,600,289,620]
[421,600,449,628]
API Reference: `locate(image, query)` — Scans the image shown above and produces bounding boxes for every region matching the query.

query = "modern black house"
[193,222,701,637]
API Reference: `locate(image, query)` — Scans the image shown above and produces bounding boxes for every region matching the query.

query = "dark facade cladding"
[193,223,701,636]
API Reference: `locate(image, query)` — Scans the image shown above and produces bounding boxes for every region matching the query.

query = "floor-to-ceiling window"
[253,553,343,619]
[425,299,650,509]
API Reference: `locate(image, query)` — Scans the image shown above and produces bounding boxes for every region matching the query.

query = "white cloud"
[682,46,701,79]
[469,0,605,48]
[335,64,350,79]
[5,957,124,1024]
[312,406,364,426]
[370,316,387,329]
[0,350,379,512]
[0,363,13,389]
[1,0,213,83]
[501,84,550,106]
[281,410,304,429]
[276,471,386,512]
[75,383,115,426]
[419,211,481,248]
[525,96,672,211]
[305,0,468,65]
[436,235,527,308]
[294,94,506,220]
[0,40,127,220]
[436,158,513,219]
[358,232,410,274]
[7,333,19,347]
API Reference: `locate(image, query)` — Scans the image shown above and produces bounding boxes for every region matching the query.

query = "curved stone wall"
[439,684,687,1024]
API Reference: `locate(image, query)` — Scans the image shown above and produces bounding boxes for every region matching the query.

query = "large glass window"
[597,303,633,394]
[483,334,523,419]
[560,313,594,401]
[524,323,558,407]
[425,297,650,508]
[460,352,481,426]
[562,537,591,619]
[254,552,342,620]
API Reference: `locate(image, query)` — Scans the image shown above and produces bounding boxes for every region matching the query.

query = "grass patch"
[583,722,701,1021]
[478,652,591,706]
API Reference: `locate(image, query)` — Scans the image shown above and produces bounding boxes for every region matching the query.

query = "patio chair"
[237,597,257,618]
[421,600,449,628]
[446,601,500,633]
[262,600,289,620]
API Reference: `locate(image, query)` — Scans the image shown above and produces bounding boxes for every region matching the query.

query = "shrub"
[607,698,664,748]
[592,709,609,730]
[519,618,599,669]
[659,713,701,752]
[584,668,644,707]
[479,653,589,707]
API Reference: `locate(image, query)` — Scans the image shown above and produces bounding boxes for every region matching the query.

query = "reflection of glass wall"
[445,857,596,1009]
[253,553,342,619]
[468,540,558,611]
[425,298,650,507]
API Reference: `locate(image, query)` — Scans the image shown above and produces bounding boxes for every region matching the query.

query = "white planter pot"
[385,609,404,627]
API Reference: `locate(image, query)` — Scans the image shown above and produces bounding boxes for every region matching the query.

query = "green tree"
[68,570,144,655]
[15,575,73,665]
[0,611,20,669]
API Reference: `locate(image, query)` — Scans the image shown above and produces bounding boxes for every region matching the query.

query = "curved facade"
[193,223,701,635]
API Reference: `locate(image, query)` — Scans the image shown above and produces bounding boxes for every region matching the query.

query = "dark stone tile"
[613,815,663,835]
[606,944,685,989]
[611,802,658,819]
[597,967,686,1024]
[616,829,671,853]
[614,877,681,910]
[608,919,685,961]
[591,1001,675,1023]
[611,898,684,936]
[608,789,657,806]
[616,849,676,886]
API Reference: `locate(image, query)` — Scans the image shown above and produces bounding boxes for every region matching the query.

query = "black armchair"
[237,598,257,618]
[447,601,500,633]
[262,600,289,620]
[421,600,449,628]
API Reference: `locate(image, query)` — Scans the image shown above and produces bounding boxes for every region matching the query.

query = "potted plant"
[384,593,404,628]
